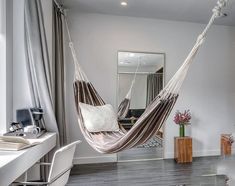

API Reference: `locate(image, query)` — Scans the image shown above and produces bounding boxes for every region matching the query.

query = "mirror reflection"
[117,51,165,161]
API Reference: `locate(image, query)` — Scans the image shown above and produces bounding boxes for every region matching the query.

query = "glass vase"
[179,124,185,137]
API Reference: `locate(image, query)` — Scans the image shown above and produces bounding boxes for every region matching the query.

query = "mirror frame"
[116,50,166,160]
[116,50,166,109]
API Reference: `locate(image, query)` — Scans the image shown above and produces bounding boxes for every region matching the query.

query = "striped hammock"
[65,0,227,153]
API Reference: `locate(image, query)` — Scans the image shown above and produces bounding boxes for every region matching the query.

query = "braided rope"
[64,0,227,100]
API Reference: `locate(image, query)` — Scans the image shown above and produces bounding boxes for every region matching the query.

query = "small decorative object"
[9,122,23,132]
[174,137,192,163]
[174,110,191,137]
[228,134,234,144]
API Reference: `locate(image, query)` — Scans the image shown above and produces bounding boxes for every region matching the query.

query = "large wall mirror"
[117,51,165,161]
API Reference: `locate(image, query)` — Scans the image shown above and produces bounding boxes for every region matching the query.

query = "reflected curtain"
[146,73,163,105]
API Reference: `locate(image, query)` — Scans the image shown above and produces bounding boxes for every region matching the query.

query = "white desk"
[0,132,56,186]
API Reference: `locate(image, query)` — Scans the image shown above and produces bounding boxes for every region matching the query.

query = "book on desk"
[0,136,41,151]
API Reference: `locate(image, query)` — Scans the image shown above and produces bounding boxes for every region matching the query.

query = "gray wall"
[65,12,235,163]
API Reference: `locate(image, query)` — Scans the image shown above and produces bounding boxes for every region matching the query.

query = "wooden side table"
[174,136,192,163]
[221,134,232,155]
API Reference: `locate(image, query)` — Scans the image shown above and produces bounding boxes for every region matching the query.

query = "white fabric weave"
[79,103,119,132]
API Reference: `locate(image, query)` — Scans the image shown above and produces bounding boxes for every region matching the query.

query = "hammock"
[118,58,141,119]
[65,0,227,153]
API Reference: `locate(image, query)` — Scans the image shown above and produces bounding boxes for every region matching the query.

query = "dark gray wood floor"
[118,147,163,161]
[67,156,227,186]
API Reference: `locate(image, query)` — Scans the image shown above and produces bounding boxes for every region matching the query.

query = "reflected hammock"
[117,58,141,119]
[64,0,227,153]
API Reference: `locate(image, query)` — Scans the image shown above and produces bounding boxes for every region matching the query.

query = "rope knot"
[69,42,74,48]
[217,0,227,8]
[212,6,221,17]
[213,0,227,17]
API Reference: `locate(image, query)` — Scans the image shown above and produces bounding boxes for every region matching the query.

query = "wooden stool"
[221,134,232,155]
[174,136,192,163]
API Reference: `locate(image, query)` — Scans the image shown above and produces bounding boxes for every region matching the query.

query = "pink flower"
[174,110,191,125]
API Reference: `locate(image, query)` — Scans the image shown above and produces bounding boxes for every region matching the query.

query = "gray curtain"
[24,0,67,180]
[53,3,67,146]
[25,0,67,145]
[25,0,59,135]
[146,73,163,105]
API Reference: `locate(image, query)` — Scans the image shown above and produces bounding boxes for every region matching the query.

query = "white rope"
[125,57,141,99]
[61,0,227,94]
[160,0,228,98]
[64,14,89,82]
[54,0,85,82]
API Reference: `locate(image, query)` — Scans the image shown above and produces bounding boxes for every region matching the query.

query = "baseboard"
[165,149,221,159]
[193,150,221,157]
[73,155,117,164]
[74,148,235,164]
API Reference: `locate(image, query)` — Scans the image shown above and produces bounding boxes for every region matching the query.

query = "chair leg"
[10,171,28,186]
[23,171,28,186]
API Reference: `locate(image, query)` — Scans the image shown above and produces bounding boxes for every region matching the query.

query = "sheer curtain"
[24,0,67,179]
[25,0,59,135]
[25,0,68,146]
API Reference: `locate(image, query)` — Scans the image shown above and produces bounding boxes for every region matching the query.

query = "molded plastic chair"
[13,140,81,186]
[216,158,235,186]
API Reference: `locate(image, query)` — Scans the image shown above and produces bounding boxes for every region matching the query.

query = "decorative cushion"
[79,103,119,132]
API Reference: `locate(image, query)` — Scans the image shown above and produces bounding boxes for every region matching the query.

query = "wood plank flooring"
[67,156,227,186]
[118,147,163,161]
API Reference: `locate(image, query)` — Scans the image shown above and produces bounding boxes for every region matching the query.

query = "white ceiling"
[61,0,235,26]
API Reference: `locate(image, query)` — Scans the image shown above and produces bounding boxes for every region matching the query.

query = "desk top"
[0,132,56,185]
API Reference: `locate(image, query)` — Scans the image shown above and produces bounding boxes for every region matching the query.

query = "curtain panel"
[53,3,67,146]
[24,0,59,135]
[24,0,68,146]
[24,0,67,179]
[146,73,163,105]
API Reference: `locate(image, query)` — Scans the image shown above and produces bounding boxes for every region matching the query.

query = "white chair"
[13,140,81,186]
[216,158,235,186]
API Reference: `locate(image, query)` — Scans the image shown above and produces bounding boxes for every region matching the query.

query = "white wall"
[6,0,13,132]
[0,0,13,133]
[0,0,7,133]
[65,12,235,163]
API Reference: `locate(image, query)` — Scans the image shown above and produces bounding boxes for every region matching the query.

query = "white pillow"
[79,103,119,132]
